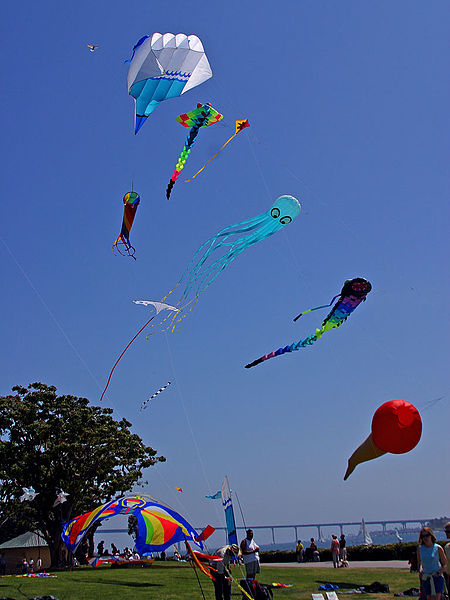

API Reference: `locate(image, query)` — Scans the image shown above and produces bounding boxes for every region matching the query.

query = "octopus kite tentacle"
[245,278,372,369]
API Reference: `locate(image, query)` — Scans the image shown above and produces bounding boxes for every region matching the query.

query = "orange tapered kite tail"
[185,119,249,182]
[185,541,215,580]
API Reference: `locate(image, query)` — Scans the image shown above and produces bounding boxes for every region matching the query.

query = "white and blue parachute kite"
[127,33,213,134]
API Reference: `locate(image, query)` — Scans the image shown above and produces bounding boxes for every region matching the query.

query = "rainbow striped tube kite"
[245,278,372,369]
[61,494,202,554]
[112,191,140,259]
[166,103,222,199]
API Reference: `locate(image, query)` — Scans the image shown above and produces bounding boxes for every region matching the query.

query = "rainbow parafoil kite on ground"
[166,103,223,199]
[185,118,250,182]
[127,33,213,134]
[61,494,202,554]
[245,277,371,369]
[112,192,140,259]
[344,399,422,480]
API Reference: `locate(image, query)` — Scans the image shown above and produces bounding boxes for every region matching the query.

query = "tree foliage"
[0,382,166,566]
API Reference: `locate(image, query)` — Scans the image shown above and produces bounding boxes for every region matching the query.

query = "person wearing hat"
[209,544,239,600]
[240,529,260,579]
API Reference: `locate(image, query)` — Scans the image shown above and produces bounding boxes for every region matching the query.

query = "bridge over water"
[103,518,431,546]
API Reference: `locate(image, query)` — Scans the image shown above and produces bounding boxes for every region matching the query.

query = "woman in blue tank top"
[417,527,447,600]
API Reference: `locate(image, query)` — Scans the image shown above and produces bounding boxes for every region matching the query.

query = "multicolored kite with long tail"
[112,191,140,259]
[245,278,372,369]
[166,103,222,199]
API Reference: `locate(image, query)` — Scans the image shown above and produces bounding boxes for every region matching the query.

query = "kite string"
[163,333,224,529]
[233,491,247,531]
[0,236,103,392]
[99,316,155,402]
[246,133,272,201]
[185,131,238,182]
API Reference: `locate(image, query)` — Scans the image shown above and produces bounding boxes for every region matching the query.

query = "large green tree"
[0,382,165,566]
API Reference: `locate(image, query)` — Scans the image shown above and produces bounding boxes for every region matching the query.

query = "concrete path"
[262,560,409,569]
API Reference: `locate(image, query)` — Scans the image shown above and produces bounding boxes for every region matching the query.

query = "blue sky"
[1,0,449,547]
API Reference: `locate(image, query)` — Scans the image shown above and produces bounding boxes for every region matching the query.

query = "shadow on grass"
[70,577,163,588]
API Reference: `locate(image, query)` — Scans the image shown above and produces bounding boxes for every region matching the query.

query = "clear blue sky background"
[1,0,449,547]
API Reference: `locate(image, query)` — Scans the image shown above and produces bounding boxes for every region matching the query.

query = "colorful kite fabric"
[88,556,119,568]
[186,119,250,182]
[205,490,221,500]
[166,103,223,199]
[86,44,99,52]
[176,487,183,493]
[245,278,372,368]
[112,192,140,259]
[127,33,213,134]
[195,525,215,542]
[140,381,172,411]
[221,476,238,548]
[61,494,202,554]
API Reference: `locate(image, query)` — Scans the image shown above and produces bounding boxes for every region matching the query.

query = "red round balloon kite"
[371,399,422,454]
[344,399,422,480]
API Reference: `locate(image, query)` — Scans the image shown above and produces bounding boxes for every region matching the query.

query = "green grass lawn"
[0,563,420,600]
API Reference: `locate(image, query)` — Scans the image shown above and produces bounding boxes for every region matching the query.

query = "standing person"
[97,540,104,556]
[296,539,304,563]
[28,557,34,573]
[209,544,238,600]
[240,529,260,580]
[0,553,6,576]
[417,527,447,600]
[111,543,119,556]
[444,522,450,590]
[339,534,347,563]
[21,558,28,574]
[330,535,340,568]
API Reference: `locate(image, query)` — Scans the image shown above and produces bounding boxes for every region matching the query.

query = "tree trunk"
[45,525,67,568]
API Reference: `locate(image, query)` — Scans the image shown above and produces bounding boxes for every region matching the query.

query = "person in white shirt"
[240,529,260,579]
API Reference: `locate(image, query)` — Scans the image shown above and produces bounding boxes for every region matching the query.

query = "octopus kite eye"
[271,207,280,218]
[280,216,292,225]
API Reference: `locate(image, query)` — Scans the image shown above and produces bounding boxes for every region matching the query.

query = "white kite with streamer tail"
[141,382,172,410]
